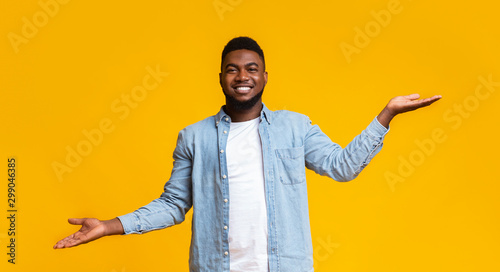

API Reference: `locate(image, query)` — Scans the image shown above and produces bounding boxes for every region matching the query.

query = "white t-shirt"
[226,116,269,272]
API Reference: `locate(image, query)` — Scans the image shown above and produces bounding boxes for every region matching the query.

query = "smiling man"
[220,39,267,120]
[54,37,441,272]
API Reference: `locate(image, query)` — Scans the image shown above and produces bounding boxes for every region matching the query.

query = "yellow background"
[1,0,499,271]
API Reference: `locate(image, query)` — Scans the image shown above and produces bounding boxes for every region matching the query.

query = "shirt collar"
[215,103,272,127]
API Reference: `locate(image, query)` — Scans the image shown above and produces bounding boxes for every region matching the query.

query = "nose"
[235,70,250,81]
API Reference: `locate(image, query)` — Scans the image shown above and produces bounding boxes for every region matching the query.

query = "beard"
[223,87,265,111]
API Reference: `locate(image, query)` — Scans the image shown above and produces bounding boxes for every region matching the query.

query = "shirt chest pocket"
[275,146,306,185]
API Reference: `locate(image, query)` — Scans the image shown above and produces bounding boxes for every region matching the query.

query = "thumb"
[68,218,86,225]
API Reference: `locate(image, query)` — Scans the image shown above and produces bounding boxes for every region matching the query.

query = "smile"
[235,86,252,91]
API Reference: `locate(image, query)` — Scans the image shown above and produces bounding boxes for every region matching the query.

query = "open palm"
[53,218,106,249]
[386,93,442,115]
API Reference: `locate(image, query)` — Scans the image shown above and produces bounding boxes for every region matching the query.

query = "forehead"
[223,49,263,66]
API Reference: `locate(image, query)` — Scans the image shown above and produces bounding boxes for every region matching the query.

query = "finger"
[54,240,74,249]
[421,95,442,102]
[54,239,70,249]
[402,93,420,100]
[411,97,441,110]
[430,94,442,101]
[53,233,75,249]
[64,238,83,248]
[54,234,84,249]
[54,238,80,249]
[406,95,441,106]
[68,218,85,225]
[419,95,442,105]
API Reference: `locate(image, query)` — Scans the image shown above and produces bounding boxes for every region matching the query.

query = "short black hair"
[221,36,265,71]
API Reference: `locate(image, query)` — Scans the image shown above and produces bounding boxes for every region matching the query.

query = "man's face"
[220,49,268,110]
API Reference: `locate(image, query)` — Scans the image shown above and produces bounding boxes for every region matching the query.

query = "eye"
[226,68,237,73]
[248,68,258,72]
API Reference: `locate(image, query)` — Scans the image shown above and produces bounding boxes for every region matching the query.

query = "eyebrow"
[225,62,260,70]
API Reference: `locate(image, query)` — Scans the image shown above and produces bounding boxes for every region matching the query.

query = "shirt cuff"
[367,116,390,140]
[116,213,139,235]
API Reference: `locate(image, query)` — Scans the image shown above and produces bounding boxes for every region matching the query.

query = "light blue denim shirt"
[117,103,389,272]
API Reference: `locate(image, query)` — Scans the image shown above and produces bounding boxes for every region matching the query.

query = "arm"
[304,114,389,181]
[304,94,441,181]
[54,130,193,248]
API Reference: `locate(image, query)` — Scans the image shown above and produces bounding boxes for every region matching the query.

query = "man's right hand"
[53,217,124,249]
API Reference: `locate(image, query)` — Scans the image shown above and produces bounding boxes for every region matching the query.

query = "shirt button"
[225,117,229,121]
[222,174,227,179]
[224,251,228,256]
[220,149,224,153]
[224,226,228,230]
[223,130,227,134]
[224,198,228,203]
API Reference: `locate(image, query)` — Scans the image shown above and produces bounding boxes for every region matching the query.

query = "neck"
[223,101,263,122]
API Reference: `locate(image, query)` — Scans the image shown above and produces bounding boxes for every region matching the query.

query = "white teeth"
[236,87,251,91]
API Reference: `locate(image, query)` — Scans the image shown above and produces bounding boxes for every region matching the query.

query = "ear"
[263,71,268,86]
[219,72,222,87]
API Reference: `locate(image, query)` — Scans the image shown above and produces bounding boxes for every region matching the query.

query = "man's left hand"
[377,94,442,128]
